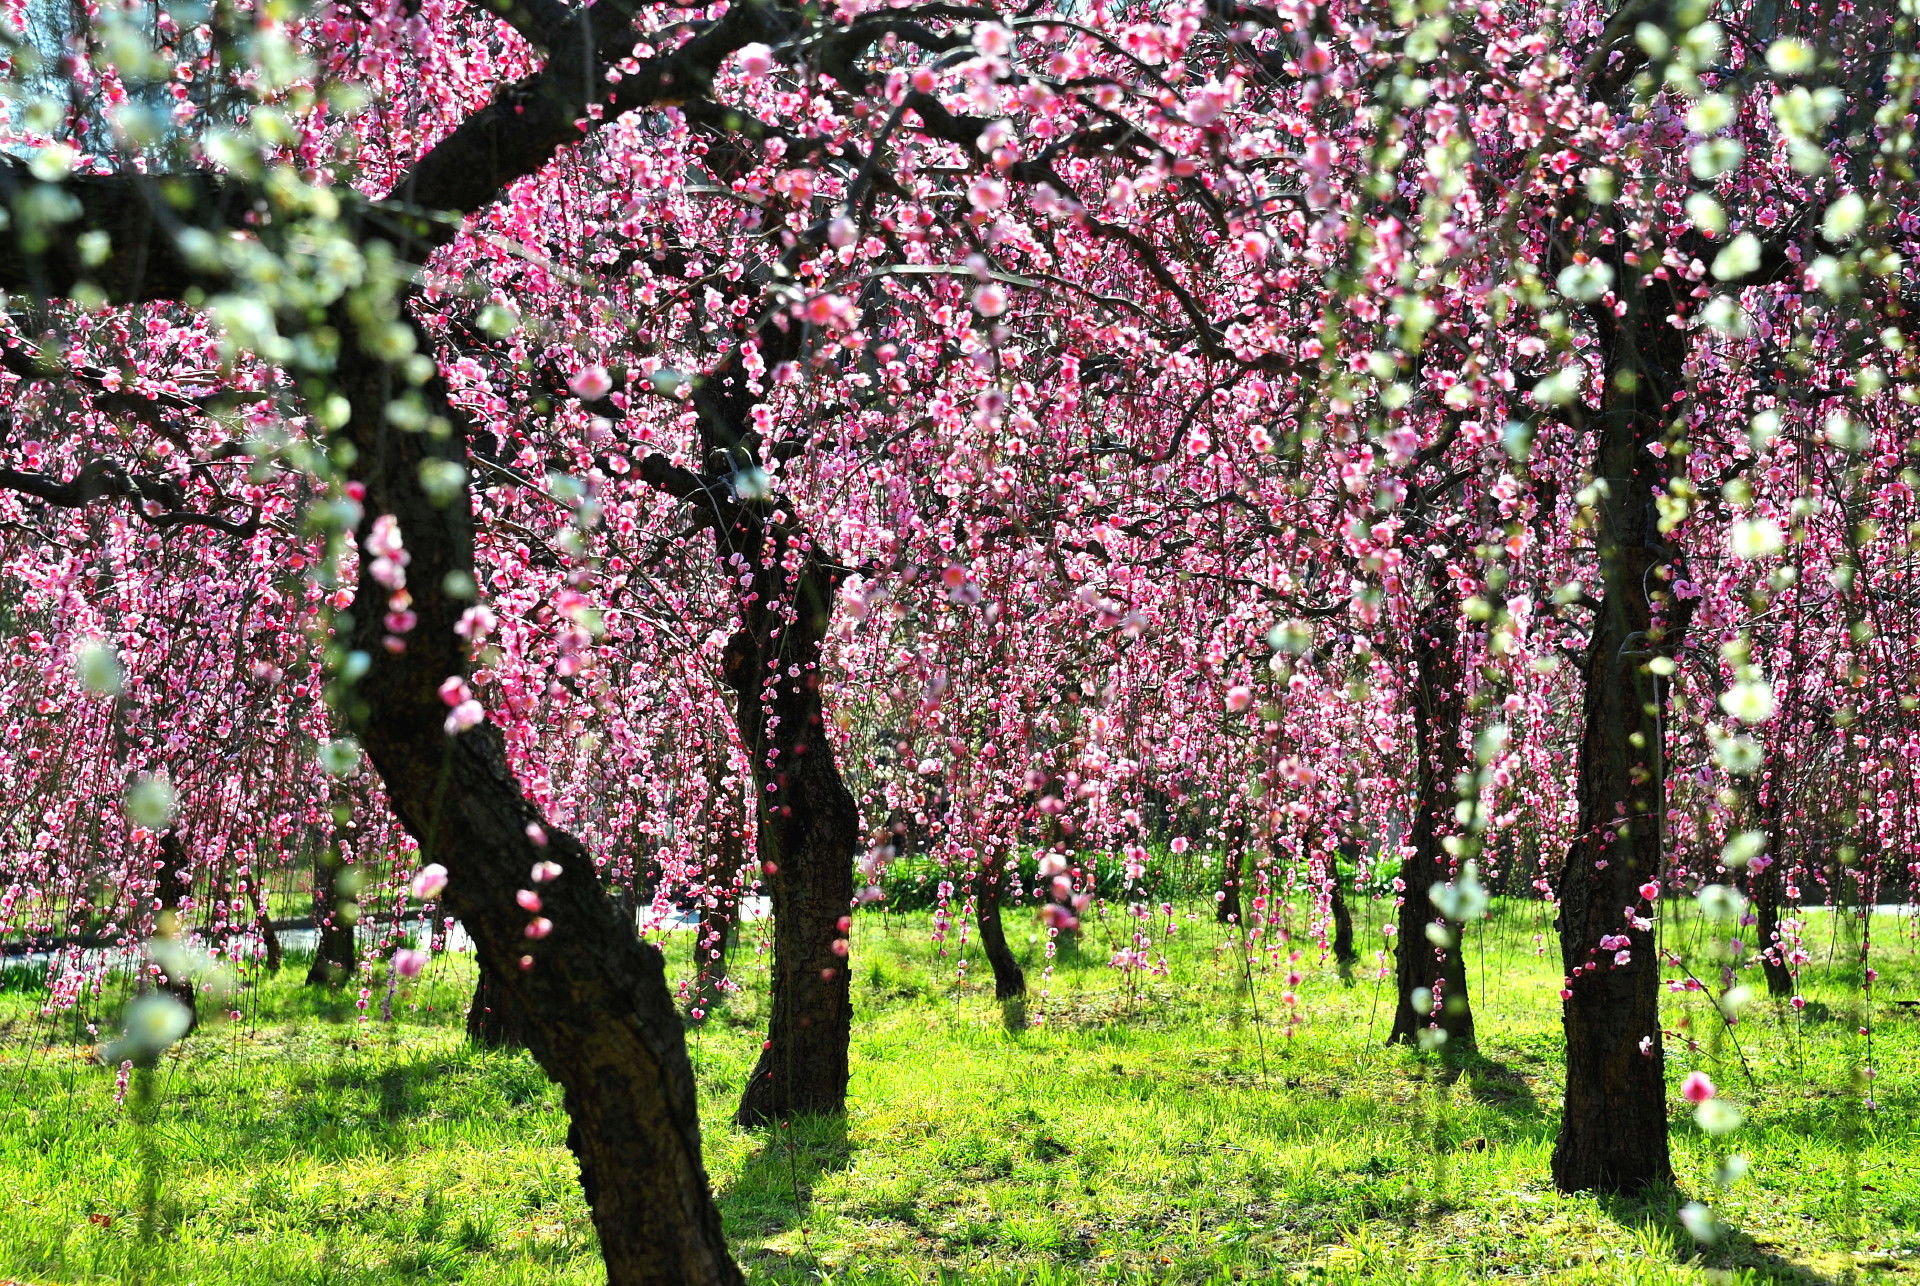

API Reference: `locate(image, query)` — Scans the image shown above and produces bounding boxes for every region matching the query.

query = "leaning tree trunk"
[1389,601,1474,1048]
[331,312,742,1283]
[306,850,358,988]
[1548,239,1692,1196]
[976,859,1026,1000]
[723,543,858,1127]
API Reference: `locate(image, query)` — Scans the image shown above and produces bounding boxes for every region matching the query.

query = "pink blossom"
[799,294,855,328]
[516,889,543,912]
[455,605,497,641]
[1225,685,1253,712]
[1681,1072,1716,1103]
[569,365,612,399]
[392,948,429,977]
[531,860,563,883]
[410,863,449,900]
[736,43,774,78]
[525,917,553,939]
[444,699,485,734]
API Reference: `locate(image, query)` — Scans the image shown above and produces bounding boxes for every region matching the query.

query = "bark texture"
[679,342,860,1127]
[249,879,283,973]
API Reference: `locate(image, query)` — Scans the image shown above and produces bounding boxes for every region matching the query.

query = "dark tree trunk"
[1750,773,1795,998]
[468,954,531,1046]
[722,547,858,1127]
[976,864,1026,1000]
[1217,834,1245,926]
[1549,230,1693,1196]
[305,852,358,988]
[683,343,859,1127]
[1553,625,1675,1193]
[1327,846,1357,969]
[151,831,197,1031]
[1389,605,1474,1048]
[329,313,742,1283]
[688,895,736,1020]
[1750,863,1794,998]
[689,766,747,1022]
[249,878,282,973]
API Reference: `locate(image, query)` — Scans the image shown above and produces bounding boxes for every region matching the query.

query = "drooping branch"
[0,459,259,536]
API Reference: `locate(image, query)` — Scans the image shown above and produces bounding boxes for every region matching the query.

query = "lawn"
[0,897,1915,1285]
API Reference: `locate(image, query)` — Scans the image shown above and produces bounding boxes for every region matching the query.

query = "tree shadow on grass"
[721,1113,853,1245]
[1445,1049,1545,1120]
[1600,1189,1838,1286]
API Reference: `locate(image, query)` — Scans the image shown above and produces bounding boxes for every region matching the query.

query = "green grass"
[0,898,1916,1284]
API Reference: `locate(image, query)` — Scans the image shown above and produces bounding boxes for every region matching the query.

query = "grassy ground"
[0,897,1915,1285]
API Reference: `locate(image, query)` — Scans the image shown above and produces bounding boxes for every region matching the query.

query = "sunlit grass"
[0,898,1914,1283]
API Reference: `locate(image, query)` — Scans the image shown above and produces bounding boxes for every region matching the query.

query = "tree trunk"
[249,877,282,973]
[688,770,746,1022]
[151,830,197,1031]
[1217,836,1244,926]
[976,865,1026,1000]
[669,331,860,1127]
[1389,607,1474,1048]
[305,852,358,988]
[1327,845,1357,969]
[468,954,531,1046]
[1750,863,1793,998]
[1553,632,1674,1193]
[1751,772,1794,998]
[1549,239,1691,1196]
[688,894,736,1021]
[331,311,742,1283]
[723,547,858,1127]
